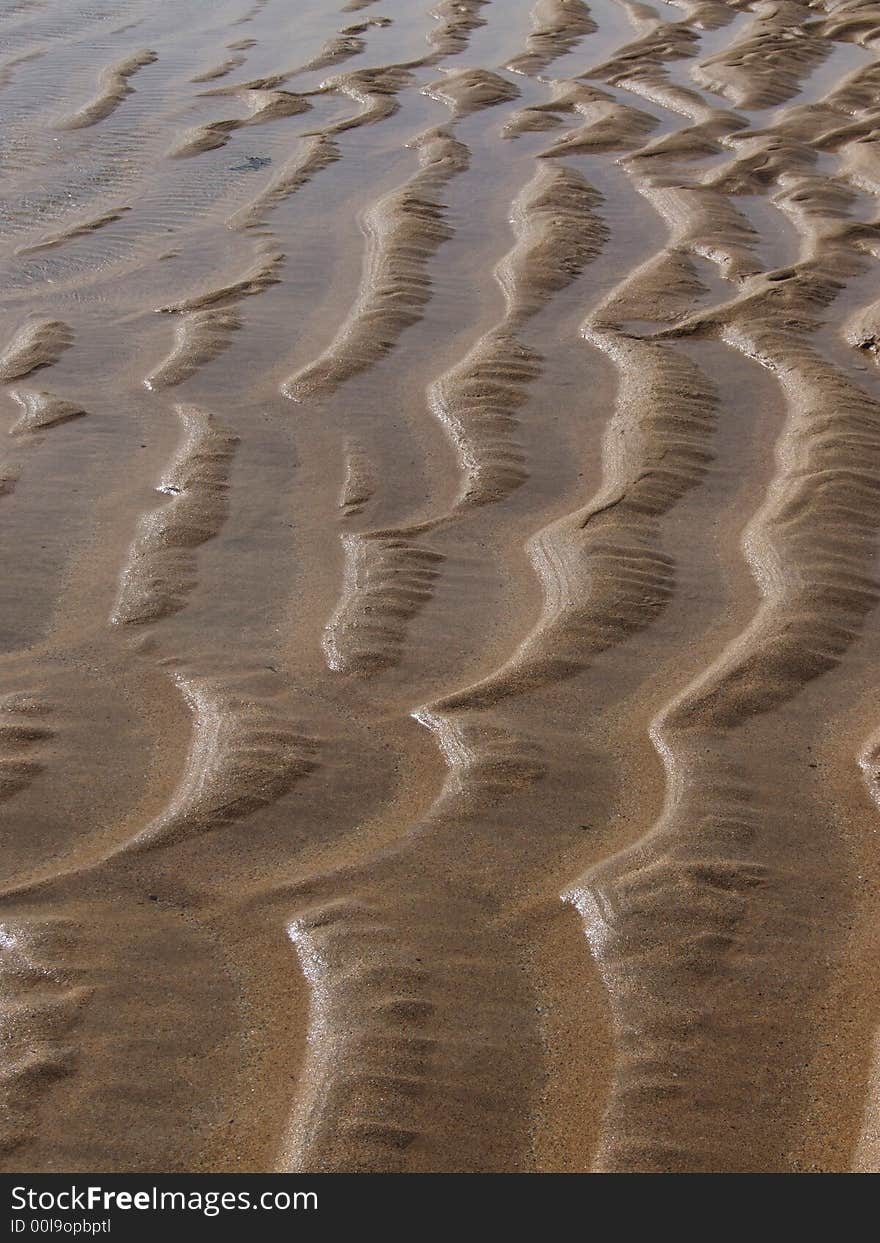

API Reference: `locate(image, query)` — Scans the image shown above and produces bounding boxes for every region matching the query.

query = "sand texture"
[1,0,880,1175]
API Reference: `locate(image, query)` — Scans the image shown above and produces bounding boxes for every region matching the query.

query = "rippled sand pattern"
[2,0,880,1174]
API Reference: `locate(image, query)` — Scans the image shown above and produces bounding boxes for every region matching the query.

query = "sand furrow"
[7,0,880,1178]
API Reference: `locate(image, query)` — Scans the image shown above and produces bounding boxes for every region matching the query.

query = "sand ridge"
[1,0,880,1175]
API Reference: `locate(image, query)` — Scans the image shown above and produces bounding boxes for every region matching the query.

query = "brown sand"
[1,0,880,1174]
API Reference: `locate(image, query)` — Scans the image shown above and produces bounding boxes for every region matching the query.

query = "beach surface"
[1,0,880,1172]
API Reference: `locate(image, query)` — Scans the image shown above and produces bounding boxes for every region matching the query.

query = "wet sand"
[1,0,880,1173]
